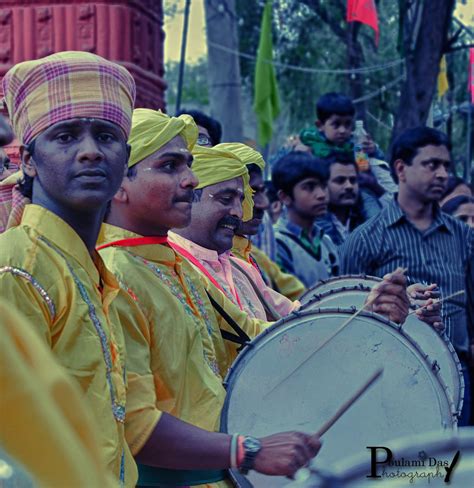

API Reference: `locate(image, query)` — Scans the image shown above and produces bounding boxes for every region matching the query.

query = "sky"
[163,0,208,64]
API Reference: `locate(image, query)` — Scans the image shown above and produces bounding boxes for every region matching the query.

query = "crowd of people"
[0,51,472,488]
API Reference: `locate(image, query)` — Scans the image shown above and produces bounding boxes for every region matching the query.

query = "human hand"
[254,432,321,477]
[362,134,376,156]
[407,283,444,332]
[365,267,409,324]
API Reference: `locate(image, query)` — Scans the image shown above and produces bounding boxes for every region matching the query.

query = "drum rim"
[301,287,465,416]
[307,427,474,485]
[221,307,457,435]
[299,275,382,304]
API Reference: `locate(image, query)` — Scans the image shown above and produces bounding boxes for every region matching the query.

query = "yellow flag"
[437,56,449,98]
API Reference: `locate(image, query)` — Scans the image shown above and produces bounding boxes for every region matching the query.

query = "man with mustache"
[100,109,323,486]
[227,143,306,303]
[316,151,366,246]
[341,127,474,426]
[170,144,297,320]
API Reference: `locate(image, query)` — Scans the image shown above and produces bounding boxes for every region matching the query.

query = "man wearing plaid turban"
[0,51,140,486]
[100,108,322,486]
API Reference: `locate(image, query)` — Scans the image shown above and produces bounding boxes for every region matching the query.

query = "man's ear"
[393,159,406,183]
[113,186,128,204]
[20,145,37,178]
[277,189,292,207]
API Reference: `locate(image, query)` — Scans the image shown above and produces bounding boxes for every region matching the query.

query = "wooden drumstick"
[264,269,406,398]
[315,368,383,438]
[407,290,465,316]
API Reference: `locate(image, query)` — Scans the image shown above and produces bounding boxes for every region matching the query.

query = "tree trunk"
[204,0,244,142]
[347,22,367,122]
[392,0,455,143]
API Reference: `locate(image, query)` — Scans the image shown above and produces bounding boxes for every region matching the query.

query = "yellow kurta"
[233,236,306,301]
[0,300,115,488]
[0,205,138,487]
[99,224,268,442]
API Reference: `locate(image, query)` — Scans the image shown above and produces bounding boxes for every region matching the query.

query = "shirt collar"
[386,196,453,234]
[168,232,232,264]
[99,223,177,264]
[21,204,102,284]
[232,235,252,261]
[278,214,323,239]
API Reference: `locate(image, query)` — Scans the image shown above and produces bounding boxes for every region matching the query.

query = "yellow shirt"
[0,300,115,488]
[233,236,306,301]
[99,225,268,431]
[0,205,138,487]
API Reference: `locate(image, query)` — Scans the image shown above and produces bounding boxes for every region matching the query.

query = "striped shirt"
[341,197,474,352]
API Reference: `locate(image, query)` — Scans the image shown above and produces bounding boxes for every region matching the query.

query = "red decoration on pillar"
[0,0,166,118]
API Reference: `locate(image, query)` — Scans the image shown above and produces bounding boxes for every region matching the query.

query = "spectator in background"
[440,175,472,206]
[442,195,474,228]
[272,151,339,288]
[341,127,474,426]
[316,152,365,246]
[0,147,13,181]
[264,180,282,224]
[299,92,393,219]
[176,108,222,147]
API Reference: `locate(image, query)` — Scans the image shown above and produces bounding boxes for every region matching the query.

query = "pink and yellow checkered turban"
[2,51,136,144]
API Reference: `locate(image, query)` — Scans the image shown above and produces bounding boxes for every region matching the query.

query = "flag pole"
[175,0,192,114]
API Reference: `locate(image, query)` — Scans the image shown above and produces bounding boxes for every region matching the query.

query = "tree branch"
[299,0,347,41]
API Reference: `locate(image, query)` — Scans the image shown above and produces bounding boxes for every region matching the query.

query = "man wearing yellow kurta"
[0,51,140,486]
[222,143,306,301]
[0,299,115,488]
[100,108,323,486]
[169,144,298,321]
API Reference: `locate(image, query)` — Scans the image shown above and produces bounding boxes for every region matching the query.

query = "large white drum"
[299,275,382,308]
[221,309,456,487]
[288,428,474,487]
[300,285,465,418]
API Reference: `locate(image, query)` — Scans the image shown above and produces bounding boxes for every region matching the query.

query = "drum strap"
[229,258,282,322]
[205,290,251,350]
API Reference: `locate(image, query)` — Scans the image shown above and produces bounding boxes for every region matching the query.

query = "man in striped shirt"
[341,127,474,425]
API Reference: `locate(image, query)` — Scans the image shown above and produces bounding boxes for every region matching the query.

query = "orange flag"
[347,0,379,45]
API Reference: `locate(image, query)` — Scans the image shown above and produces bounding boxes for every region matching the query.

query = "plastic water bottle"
[353,120,370,171]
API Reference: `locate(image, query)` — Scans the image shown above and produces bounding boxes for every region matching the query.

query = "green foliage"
[235,0,470,162]
[165,57,210,114]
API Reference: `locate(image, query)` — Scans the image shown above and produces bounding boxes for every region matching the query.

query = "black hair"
[442,175,469,199]
[320,151,357,173]
[390,127,451,183]
[441,195,474,215]
[246,163,262,177]
[264,180,278,203]
[17,140,35,199]
[316,92,355,123]
[176,109,222,146]
[272,151,329,197]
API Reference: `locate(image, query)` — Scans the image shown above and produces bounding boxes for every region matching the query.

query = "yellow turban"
[128,109,198,168]
[219,142,265,171]
[192,144,254,221]
[2,51,136,144]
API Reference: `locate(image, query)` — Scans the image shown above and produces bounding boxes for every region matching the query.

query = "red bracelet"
[236,435,245,468]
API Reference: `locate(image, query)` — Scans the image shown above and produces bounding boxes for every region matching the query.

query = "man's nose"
[78,135,104,163]
[181,167,199,189]
[229,198,243,220]
[435,165,449,179]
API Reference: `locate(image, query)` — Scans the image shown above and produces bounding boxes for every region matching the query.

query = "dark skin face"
[21,117,129,252]
[327,163,359,207]
[280,177,328,233]
[176,177,245,254]
[395,145,451,204]
[108,136,197,236]
[316,115,353,145]
[237,169,269,236]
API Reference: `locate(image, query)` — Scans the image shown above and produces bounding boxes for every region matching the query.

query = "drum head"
[302,287,465,418]
[290,428,474,487]
[300,275,382,307]
[221,309,456,487]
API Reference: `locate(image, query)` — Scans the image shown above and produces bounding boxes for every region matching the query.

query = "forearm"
[135,412,232,470]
